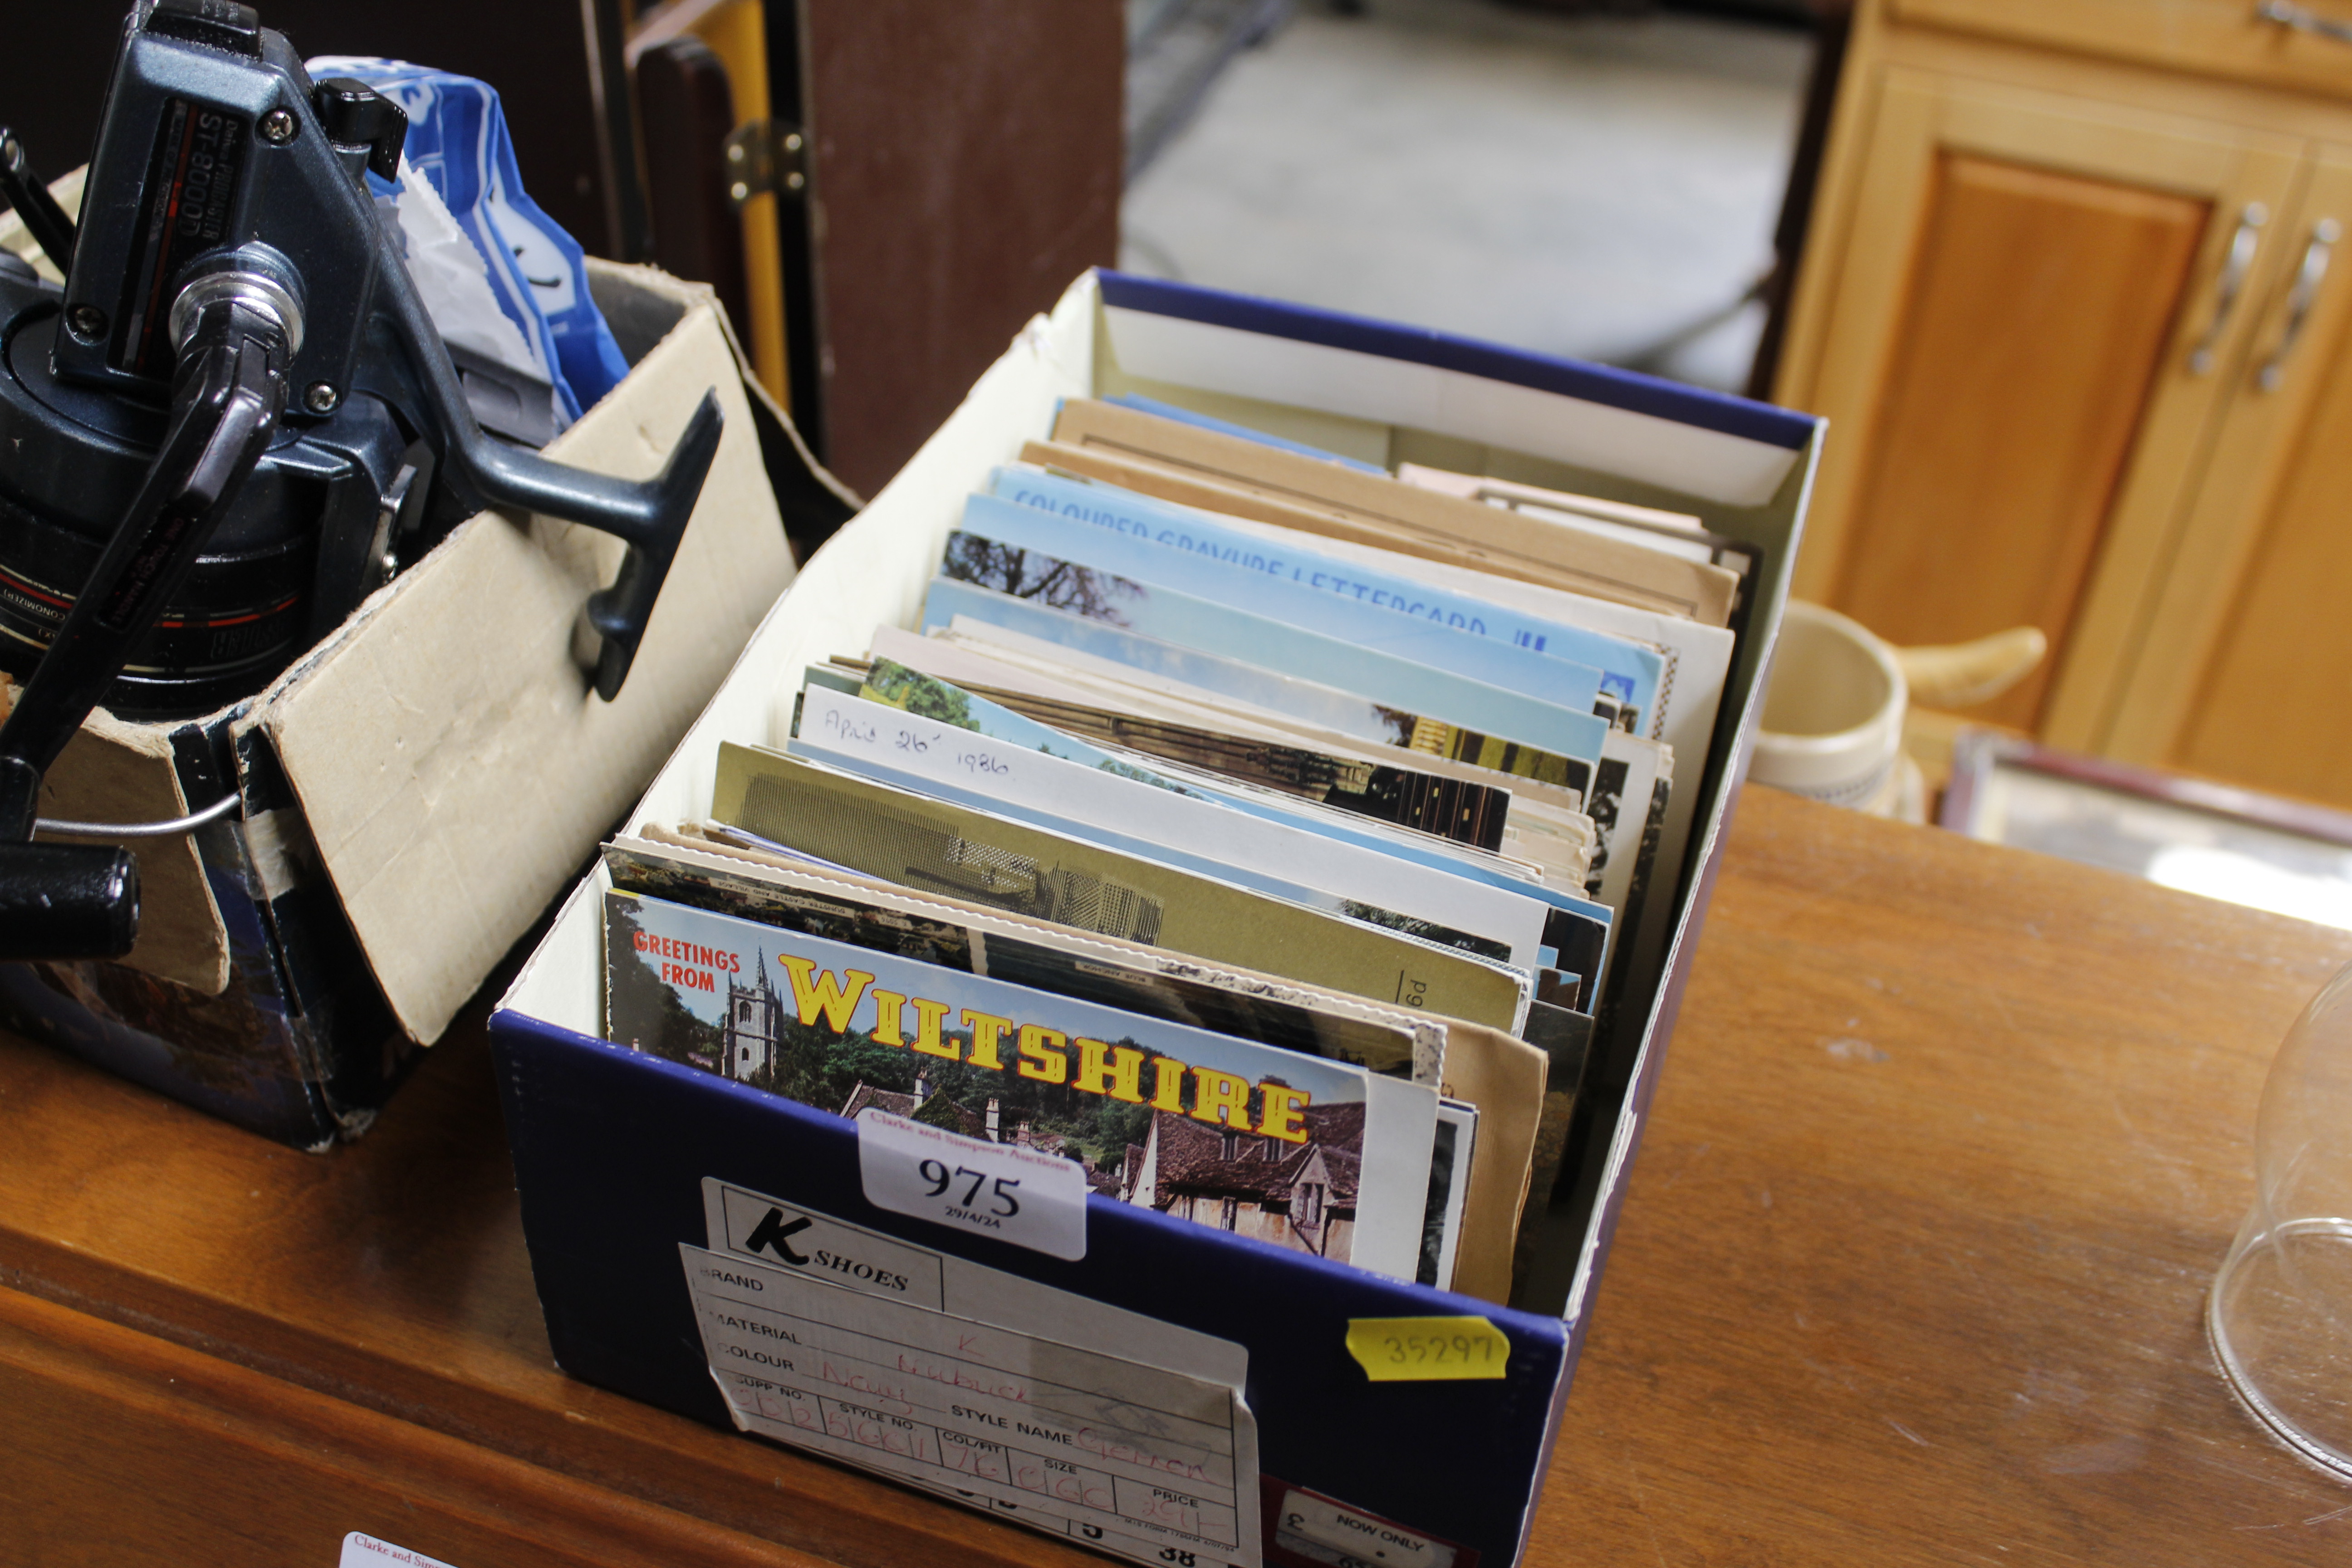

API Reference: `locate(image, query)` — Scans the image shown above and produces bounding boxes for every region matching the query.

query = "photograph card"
[709,743,1533,1031]
[607,833,1434,1083]
[609,890,1438,1277]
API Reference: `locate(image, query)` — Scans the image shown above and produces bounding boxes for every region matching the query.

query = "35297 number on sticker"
[1343,1317,1509,1382]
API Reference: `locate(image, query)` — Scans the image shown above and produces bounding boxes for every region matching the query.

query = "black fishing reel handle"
[0,289,292,959]
[368,206,725,701]
[0,126,75,275]
[17,15,723,705]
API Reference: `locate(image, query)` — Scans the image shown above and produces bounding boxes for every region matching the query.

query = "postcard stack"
[598,381,1759,1296]
[492,270,1815,1568]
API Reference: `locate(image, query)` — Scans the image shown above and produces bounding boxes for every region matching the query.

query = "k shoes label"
[686,1179,1259,1567]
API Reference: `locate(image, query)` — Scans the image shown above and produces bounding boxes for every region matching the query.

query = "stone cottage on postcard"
[1125,1102,1362,1259]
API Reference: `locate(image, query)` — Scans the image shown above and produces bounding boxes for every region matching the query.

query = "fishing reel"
[0,0,723,960]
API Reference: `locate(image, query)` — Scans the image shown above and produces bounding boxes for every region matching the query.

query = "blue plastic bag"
[309,55,632,421]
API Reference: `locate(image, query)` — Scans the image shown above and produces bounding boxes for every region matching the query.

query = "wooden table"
[7,787,2352,1565]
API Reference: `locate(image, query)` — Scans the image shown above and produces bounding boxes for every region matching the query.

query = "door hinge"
[722,119,808,209]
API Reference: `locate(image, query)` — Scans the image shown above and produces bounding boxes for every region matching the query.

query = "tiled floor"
[1121,0,1815,392]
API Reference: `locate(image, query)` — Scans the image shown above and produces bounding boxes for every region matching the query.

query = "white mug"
[1752,601,1910,814]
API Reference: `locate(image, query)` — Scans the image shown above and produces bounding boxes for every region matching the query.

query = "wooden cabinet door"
[2102,147,2352,805]
[1889,0,2352,102]
[1779,68,2301,733]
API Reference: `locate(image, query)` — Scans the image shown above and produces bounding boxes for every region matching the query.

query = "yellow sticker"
[1345,1316,1510,1381]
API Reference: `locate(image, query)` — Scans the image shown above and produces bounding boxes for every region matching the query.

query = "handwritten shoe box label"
[688,1179,1259,1567]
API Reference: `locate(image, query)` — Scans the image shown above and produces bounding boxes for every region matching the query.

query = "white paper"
[795,684,1552,970]
[857,1107,1090,1261]
[1274,1490,1458,1568]
[1098,304,1802,506]
[869,620,1592,835]
[340,1534,461,1568]
[1207,509,1729,980]
[386,158,550,387]
[687,1181,1261,1567]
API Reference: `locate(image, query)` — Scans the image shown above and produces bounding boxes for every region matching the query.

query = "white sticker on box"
[706,1181,949,1308]
[855,1107,1089,1260]
[686,1179,1259,1568]
[339,1533,461,1568]
[1274,1490,1457,1568]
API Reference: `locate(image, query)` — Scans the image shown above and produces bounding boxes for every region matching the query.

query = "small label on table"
[1343,1317,1509,1382]
[340,1533,461,1568]
[856,1107,1089,1260]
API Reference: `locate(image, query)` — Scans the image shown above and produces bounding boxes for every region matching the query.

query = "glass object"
[2210,960,2352,1478]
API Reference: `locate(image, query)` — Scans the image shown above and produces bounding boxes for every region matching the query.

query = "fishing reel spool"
[0,0,723,961]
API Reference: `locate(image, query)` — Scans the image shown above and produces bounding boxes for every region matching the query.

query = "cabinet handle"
[2189,202,2269,374]
[2259,218,2342,392]
[2256,0,2352,44]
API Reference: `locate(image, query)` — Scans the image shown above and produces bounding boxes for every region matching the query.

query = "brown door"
[793,0,1123,498]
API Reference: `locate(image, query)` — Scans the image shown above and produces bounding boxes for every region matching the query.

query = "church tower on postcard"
[720,949,783,1083]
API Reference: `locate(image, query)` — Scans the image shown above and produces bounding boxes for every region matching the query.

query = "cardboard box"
[491,270,1820,1564]
[0,208,845,1145]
